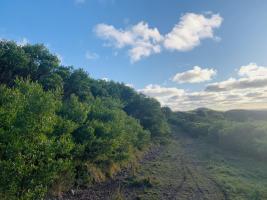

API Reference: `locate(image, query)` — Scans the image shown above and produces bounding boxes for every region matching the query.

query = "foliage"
[124,95,170,137]
[0,41,168,199]
[166,108,267,160]
[0,80,74,199]
[1,39,267,200]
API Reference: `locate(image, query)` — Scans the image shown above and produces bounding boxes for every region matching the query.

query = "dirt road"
[60,136,227,200]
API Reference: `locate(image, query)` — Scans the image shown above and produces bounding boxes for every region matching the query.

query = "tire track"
[175,136,226,200]
[57,137,227,200]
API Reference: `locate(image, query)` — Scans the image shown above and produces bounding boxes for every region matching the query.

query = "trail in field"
[60,136,226,200]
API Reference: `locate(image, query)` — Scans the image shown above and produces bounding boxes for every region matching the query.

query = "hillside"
[0,41,267,200]
[224,109,267,122]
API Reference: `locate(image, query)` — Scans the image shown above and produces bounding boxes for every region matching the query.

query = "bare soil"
[57,136,227,200]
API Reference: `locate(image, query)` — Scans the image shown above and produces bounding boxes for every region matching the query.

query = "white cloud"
[172,66,216,83]
[95,12,223,62]
[139,84,267,111]
[139,63,267,111]
[138,84,185,106]
[206,78,267,92]
[85,51,99,60]
[238,63,267,78]
[164,13,222,51]
[139,84,185,98]
[206,63,267,92]
[95,22,162,62]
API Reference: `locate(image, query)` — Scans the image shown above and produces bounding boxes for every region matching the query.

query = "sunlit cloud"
[139,63,267,111]
[206,63,267,92]
[95,22,162,62]
[172,66,216,83]
[95,12,223,62]
[164,13,222,51]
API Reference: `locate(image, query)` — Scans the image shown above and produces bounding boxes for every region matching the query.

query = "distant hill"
[224,109,267,121]
[183,107,267,122]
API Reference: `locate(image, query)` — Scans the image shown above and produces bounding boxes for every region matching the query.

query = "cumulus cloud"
[95,22,162,62]
[139,63,267,111]
[238,63,267,78]
[172,66,216,83]
[138,84,185,107]
[139,84,185,98]
[164,13,222,51]
[206,63,267,92]
[95,12,223,62]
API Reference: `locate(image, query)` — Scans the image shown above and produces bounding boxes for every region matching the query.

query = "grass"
[189,137,267,200]
[127,176,155,188]
[122,139,184,199]
[111,135,267,200]
[122,138,222,199]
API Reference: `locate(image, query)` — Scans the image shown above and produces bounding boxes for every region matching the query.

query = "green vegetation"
[187,136,267,200]
[0,40,169,199]
[1,40,267,200]
[164,107,267,199]
[113,137,226,200]
[165,107,267,160]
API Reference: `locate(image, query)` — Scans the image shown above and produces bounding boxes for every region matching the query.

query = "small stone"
[71,189,75,195]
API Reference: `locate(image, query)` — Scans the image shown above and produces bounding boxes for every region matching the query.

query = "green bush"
[0,80,74,199]
[0,41,169,199]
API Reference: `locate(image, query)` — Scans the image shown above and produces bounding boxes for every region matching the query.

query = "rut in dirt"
[57,136,227,200]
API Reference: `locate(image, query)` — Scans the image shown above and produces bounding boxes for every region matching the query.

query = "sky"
[1,0,267,111]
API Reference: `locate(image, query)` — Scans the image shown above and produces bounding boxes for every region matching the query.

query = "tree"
[125,95,170,137]
[64,69,93,101]
[0,40,30,85]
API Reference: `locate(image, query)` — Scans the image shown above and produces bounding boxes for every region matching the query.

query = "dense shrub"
[166,108,267,160]
[0,40,167,199]
[0,80,74,199]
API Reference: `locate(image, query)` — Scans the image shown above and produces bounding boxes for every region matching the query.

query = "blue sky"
[1,0,267,110]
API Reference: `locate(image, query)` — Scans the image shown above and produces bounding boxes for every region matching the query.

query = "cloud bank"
[206,63,267,92]
[95,13,223,62]
[139,63,267,111]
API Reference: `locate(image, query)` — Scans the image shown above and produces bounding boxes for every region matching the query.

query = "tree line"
[1,40,266,200]
[0,40,170,199]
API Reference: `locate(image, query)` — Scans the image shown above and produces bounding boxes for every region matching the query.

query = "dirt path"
[59,136,226,200]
